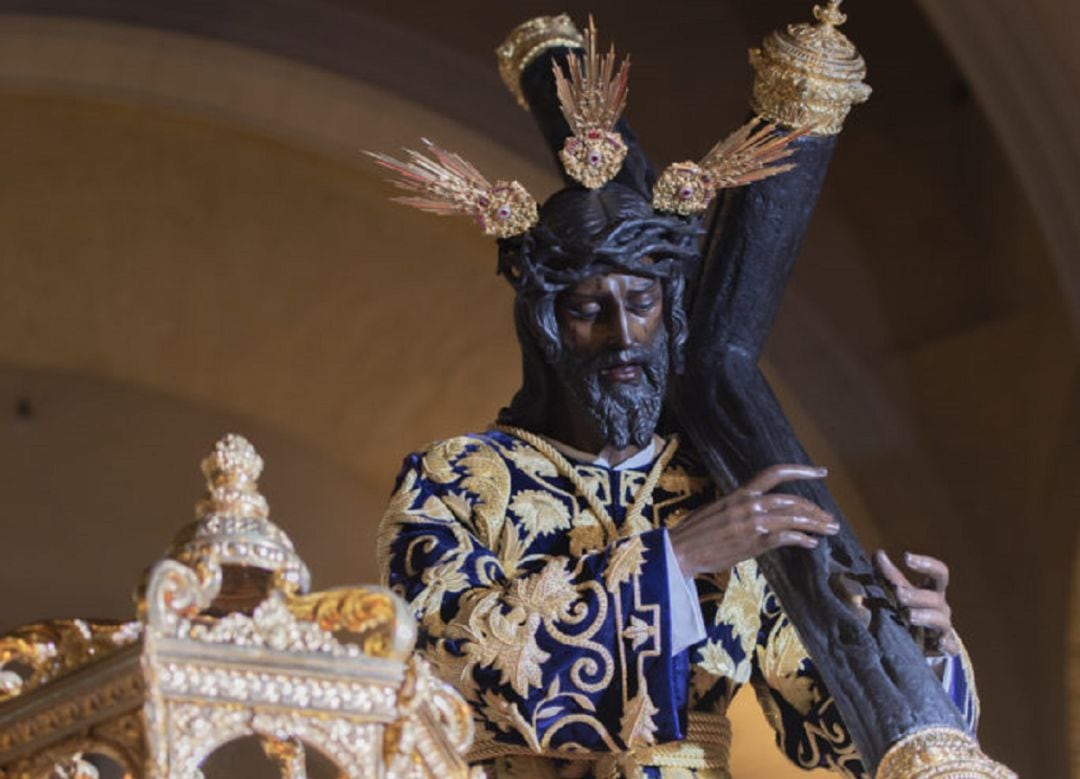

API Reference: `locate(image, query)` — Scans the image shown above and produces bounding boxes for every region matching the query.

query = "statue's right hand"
[668,464,838,577]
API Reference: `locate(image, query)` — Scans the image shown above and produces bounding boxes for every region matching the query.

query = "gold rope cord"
[492,426,680,537]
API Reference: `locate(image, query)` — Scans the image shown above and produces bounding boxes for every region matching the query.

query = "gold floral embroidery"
[756,616,817,716]
[605,535,647,591]
[412,560,471,621]
[481,689,542,751]
[713,561,765,674]
[696,640,749,687]
[771,708,860,775]
[423,437,470,483]
[444,491,475,524]
[689,664,716,704]
[503,441,560,479]
[459,446,513,547]
[452,588,551,697]
[377,468,422,579]
[497,523,527,575]
[622,615,654,651]
[387,432,795,774]
[568,510,606,556]
[510,490,573,537]
[654,463,711,524]
[506,559,577,620]
[620,685,660,747]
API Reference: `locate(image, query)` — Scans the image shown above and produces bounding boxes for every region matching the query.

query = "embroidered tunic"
[377,429,978,778]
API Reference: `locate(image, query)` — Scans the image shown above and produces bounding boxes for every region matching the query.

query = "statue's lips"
[601,362,643,382]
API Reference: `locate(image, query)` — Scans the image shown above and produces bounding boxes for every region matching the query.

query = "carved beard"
[554,328,670,450]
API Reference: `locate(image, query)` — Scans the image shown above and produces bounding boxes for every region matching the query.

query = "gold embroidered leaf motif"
[689,663,719,703]
[507,558,577,620]
[411,561,470,622]
[454,590,550,697]
[377,468,422,578]
[756,617,817,715]
[715,560,765,665]
[422,437,470,484]
[504,441,559,479]
[605,534,646,591]
[480,689,541,751]
[657,465,706,500]
[622,615,654,651]
[619,685,660,748]
[385,468,422,516]
[569,511,607,556]
[418,494,454,522]
[498,522,526,575]
[443,492,473,523]
[431,639,477,699]
[697,639,751,685]
[510,490,572,537]
[459,444,512,547]
[566,692,597,713]
[543,676,598,714]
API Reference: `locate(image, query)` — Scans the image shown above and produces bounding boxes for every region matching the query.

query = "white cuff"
[926,652,957,695]
[662,531,707,654]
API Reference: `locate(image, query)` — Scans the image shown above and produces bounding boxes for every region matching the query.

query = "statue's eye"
[568,301,602,319]
[627,289,660,314]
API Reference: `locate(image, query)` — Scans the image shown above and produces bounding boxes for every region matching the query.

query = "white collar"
[540,434,665,471]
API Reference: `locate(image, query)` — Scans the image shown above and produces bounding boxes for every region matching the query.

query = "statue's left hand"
[875,550,960,656]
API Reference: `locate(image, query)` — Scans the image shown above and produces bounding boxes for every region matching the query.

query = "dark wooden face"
[554,272,664,384]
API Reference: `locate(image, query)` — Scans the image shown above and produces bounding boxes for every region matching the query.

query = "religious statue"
[374,6,1014,778]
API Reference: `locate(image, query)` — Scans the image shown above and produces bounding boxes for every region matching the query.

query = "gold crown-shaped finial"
[749,0,871,135]
[196,433,269,521]
[813,0,847,27]
[201,433,263,485]
[496,14,585,109]
[170,434,311,595]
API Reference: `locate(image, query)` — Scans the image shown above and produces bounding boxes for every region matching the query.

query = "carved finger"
[905,552,949,592]
[759,494,830,515]
[727,492,795,513]
[764,501,836,523]
[907,607,953,634]
[893,585,945,611]
[874,549,914,591]
[742,464,827,495]
[759,512,839,537]
[764,530,819,552]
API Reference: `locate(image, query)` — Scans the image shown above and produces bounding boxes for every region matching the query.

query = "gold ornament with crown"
[749,0,872,135]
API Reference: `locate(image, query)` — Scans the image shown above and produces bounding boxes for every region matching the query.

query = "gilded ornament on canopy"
[0,434,475,778]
